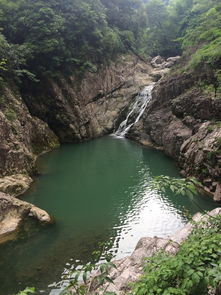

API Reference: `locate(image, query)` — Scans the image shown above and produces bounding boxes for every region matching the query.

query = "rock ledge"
[0,192,52,244]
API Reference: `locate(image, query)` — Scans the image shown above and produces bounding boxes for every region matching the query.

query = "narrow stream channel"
[0,136,217,295]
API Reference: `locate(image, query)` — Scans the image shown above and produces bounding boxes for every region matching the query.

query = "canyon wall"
[128,63,221,201]
[0,55,155,242]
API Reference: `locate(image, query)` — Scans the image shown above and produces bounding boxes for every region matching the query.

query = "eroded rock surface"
[128,73,221,201]
[0,192,52,244]
[0,84,59,240]
[151,55,181,69]
[0,174,33,196]
[0,85,59,178]
[0,55,158,243]
[21,55,155,142]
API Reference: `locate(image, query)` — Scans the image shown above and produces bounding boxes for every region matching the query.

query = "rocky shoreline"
[127,58,221,202]
[0,55,163,244]
[0,53,220,244]
[0,192,52,244]
[90,207,221,295]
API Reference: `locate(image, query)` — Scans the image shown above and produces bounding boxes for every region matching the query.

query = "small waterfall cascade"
[114,83,155,137]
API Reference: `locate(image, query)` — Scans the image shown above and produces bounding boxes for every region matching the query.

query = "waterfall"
[114,83,155,137]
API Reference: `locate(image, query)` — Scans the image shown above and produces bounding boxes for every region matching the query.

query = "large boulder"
[0,192,52,244]
[0,86,59,178]
[151,56,181,69]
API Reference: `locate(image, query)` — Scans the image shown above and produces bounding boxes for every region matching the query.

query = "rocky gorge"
[127,58,221,202]
[0,55,167,243]
[0,53,220,243]
[0,52,220,295]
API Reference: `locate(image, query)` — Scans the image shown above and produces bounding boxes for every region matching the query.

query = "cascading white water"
[114,83,155,137]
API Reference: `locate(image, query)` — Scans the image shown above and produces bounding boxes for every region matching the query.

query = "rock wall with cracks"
[127,63,221,201]
[0,55,157,243]
[21,55,155,142]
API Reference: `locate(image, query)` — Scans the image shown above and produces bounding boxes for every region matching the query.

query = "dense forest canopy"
[0,0,220,84]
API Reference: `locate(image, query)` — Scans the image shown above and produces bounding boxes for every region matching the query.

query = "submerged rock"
[0,192,52,244]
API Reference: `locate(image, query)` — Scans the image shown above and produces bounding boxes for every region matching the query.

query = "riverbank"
[88,207,221,295]
[127,57,221,202]
[0,136,217,295]
[0,55,157,244]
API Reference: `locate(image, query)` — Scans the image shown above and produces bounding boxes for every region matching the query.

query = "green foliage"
[207,121,221,132]
[0,32,35,82]
[144,0,180,57]
[176,1,221,94]
[206,151,217,167]
[150,175,200,198]
[132,214,221,295]
[0,0,146,81]
[14,287,35,295]
[61,242,116,295]
[215,137,221,150]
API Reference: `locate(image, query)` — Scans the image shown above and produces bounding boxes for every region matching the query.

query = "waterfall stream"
[114,83,155,137]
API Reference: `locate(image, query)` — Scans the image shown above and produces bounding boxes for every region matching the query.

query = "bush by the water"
[132,214,221,295]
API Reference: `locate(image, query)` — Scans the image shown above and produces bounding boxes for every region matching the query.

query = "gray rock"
[0,86,59,178]
[151,56,180,69]
[127,71,221,198]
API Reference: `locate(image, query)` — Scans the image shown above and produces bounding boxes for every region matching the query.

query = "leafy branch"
[150,176,201,198]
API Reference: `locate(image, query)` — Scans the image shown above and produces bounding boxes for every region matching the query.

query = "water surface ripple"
[0,136,216,295]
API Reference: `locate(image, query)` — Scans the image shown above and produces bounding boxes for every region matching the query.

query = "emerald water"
[0,136,216,295]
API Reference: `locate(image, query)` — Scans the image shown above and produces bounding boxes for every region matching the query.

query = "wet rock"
[128,71,221,197]
[0,192,52,244]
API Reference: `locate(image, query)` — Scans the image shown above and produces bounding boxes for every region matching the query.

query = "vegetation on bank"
[132,213,221,295]
[1,0,221,294]
[15,213,221,295]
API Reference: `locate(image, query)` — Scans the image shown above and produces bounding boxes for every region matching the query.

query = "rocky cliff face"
[0,55,155,187]
[0,84,59,184]
[0,55,155,243]
[127,61,221,201]
[21,55,154,142]
[0,83,59,242]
